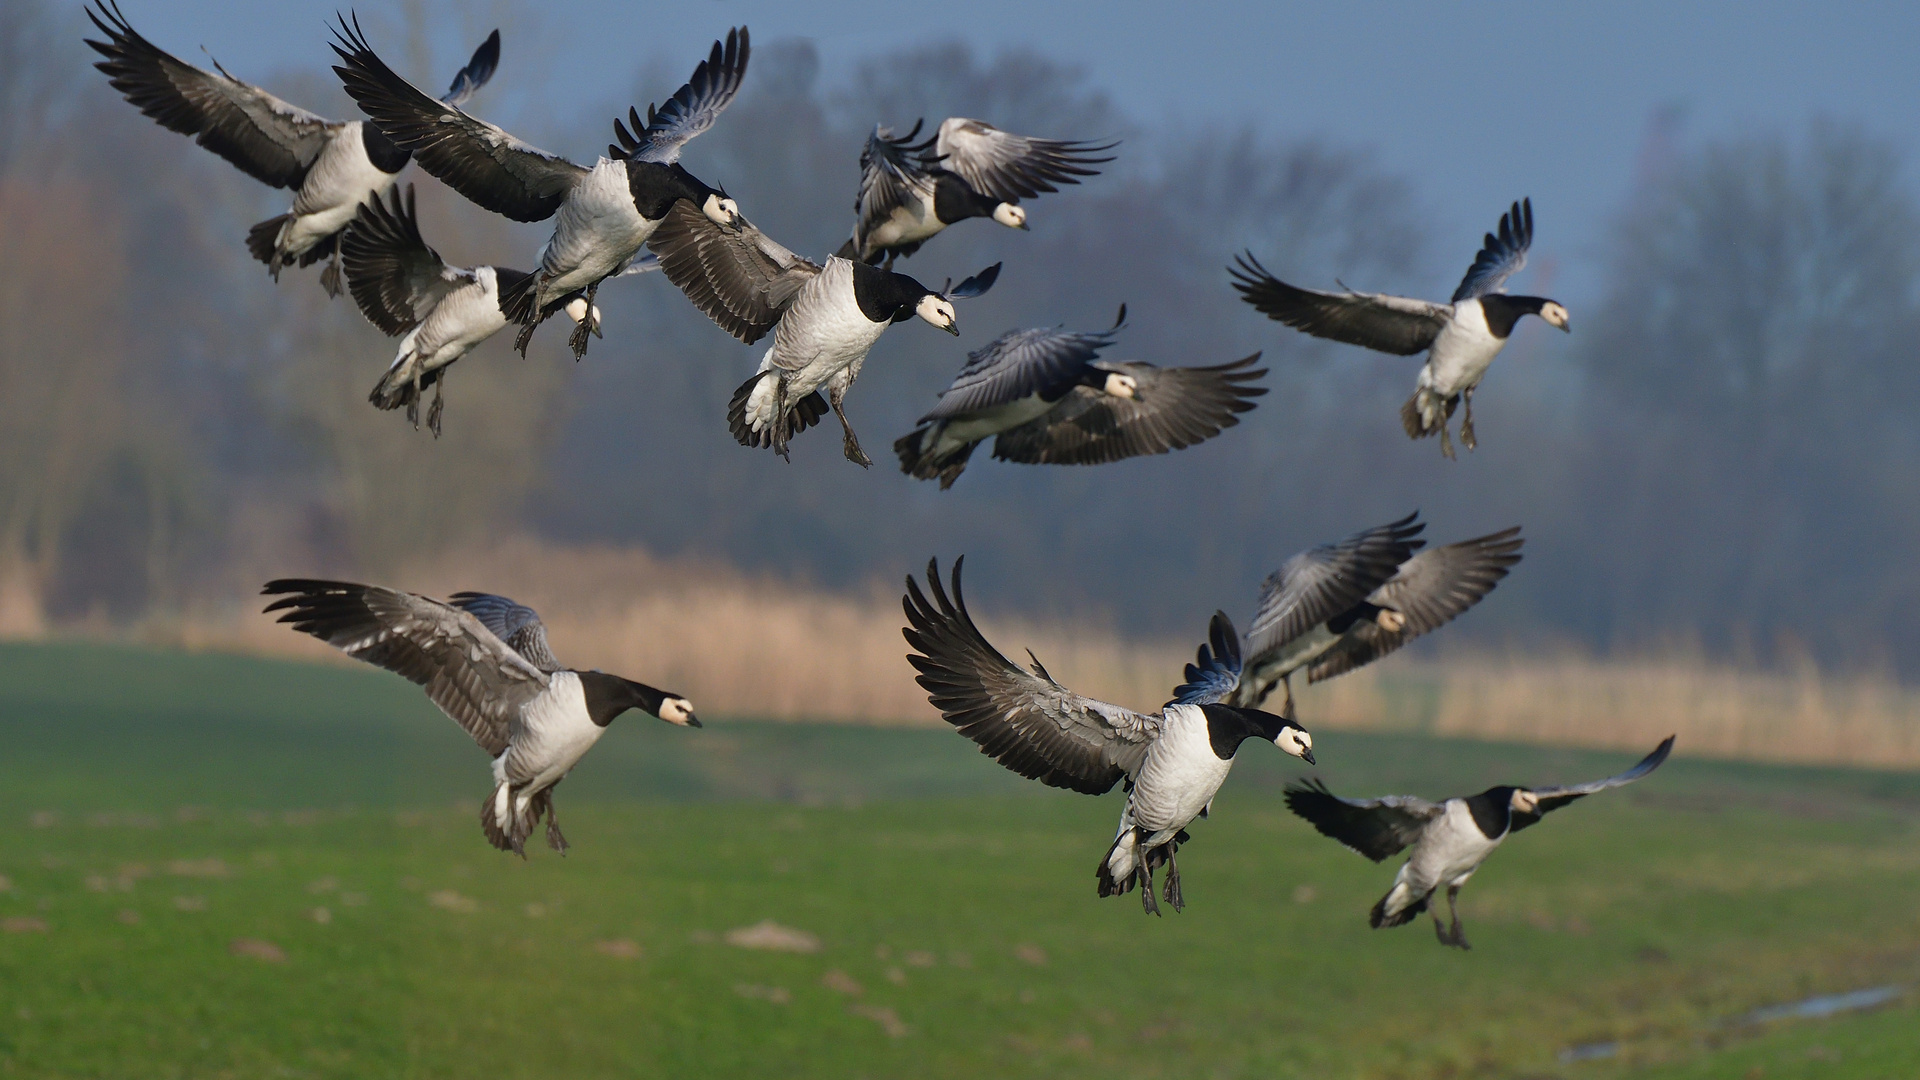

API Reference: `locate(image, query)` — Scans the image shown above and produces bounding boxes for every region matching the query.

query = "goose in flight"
[331,16,748,359]
[646,203,997,465]
[1233,520,1524,714]
[903,558,1313,914]
[339,186,645,435]
[837,118,1115,268]
[84,1,499,294]
[895,306,1267,487]
[262,580,697,856]
[1232,199,1568,458]
[1286,737,1674,948]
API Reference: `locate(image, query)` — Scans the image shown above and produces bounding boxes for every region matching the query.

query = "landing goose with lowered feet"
[902,558,1313,913]
[331,16,747,359]
[84,1,499,294]
[1232,199,1568,458]
[838,118,1115,267]
[1286,736,1674,948]
[645,204,998,464]
[262,580,696,856]
[894,306,1267,488]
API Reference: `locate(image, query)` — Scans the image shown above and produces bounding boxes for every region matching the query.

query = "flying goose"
[836,118,1117,267]
[331,17,748,359]
[1285,736,1674,948]
[893,305,1267,487]
[340,186,646,435]
[84,2,499,294]
[902,558,1313,914]
[645,204,998,465]
[1233,521,1524,714]
[262,579,697,856]
[1231,199,1568,458]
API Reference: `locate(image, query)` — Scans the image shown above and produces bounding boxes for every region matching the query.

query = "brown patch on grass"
[428,890,477,913]
[734,983,792,1004]
[29,811,60,828]
[309,907,332,925]
[3,917,48,934]
[116,909,140,925]
[1015,943,1049,966]
[820,970,864,996]
[166,858,229,878]
[594,939,641,959]
[172,896,206,912]
[904,950,936,968]
[849,1004,909,1038]
[885,967,907,985]
[0,875,11,892]
[725,920,819,953]
[229,938,285,962]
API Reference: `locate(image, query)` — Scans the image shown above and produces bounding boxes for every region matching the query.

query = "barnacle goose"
[1232,519,1524,714]
[262,580,696,856]
[340,186,647,435]
[1231,199,1569,458]
[1286,736,1674,948]
[902,558,1313,914]
[645,205,998,465]
[331,16,748,359]
[836,118,1116,267]
[84,1,499,295]
[894,305,1266,487]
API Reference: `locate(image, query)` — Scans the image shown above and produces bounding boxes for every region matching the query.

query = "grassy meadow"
[0,641,1917,1078]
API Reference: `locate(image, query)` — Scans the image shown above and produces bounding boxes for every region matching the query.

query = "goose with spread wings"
[84,1,499,294]
[646,204,998,465]
[263,580,697,856]
[1232,519,1524,714]
[894,305,1266,487]
[331,16,747,359]
[902,558,1313,914]
[836,118,1116,268]
[1232,199,1568,458]
[340,186,646,435]
[1286,737,1674,948]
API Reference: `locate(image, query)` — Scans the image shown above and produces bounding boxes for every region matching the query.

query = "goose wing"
[1309,528,1525,683]
[1246,514,1426,664]
[440,29,501,108]
[989,354,1267,466]
[608,28,749,165]
[1283,779,1444,862]
[1230,253,1450,356]
[341,185,464,335]
[932,117,1116,202]
[447,591,563,673]
[1166,612,1242,707]
[331,16,584,223]
[903,557,1157,795]
[1451,198,1533,302]
[85,1,337,191]
[850,122,936,252]
[646,201,821,344]
[262,579,549,757]
[1509,736,1675,833]
[921,313,1123,421]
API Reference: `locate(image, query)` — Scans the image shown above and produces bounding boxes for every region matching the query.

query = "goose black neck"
[360,122,412,174]
[1198,704,1289,761]
[851,262,932,324]
[577,670,668,727]
[629,161,720,221]
[1464,786,1517,839]
[1327,600,1387,635]
[931,171,999,224]
[1478,294,1554,339]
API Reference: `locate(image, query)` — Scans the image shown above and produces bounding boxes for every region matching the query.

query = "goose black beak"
[1300,748,1316,765]
[684,713,702,728]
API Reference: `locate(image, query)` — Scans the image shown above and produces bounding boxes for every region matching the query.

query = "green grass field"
[0,641,1916,1079]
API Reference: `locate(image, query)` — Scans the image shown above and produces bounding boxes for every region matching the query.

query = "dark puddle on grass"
[1556,984,1907,1065]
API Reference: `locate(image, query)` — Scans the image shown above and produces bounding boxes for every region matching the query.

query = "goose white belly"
[741,268,887,429]
[1242,622,1341,701]
[282,123,398,256]
[409,271,508,369]
[1397,800,1503,894]
[492,671,606,791]
[1127,706,1234,840]
[866,187,942,249]
[538,159,652,296]
[931,394,1057,452]
[1419,301,1506,397]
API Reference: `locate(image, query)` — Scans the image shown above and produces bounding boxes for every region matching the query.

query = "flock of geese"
[88,4,1669,948]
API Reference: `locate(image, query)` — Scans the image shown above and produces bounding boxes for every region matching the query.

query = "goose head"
[991,202,1029,231]
[1274,721,1315,765]
[702,190,742,227]
[1539,301,1570,332]
[655,695,700,728]
[1375,607,1407,633]
[1509,789,1539,814]
[1101,371,1139,400]
[915,294,959,335]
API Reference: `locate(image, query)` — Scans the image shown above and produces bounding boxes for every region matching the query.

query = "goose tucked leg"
[320,235,344,298]
[426,380,445,439]
[1438,419,1457,461]
[1162,850,1185,913]
[567,282,600,359]
[830,385,871,467]
[1460,387,1477,451]
[770,379,793,462]
[1137,855,1161,916]
[1445,884,1470,950]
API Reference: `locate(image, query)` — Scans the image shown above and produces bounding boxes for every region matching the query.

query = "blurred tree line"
[1,1,1916,671]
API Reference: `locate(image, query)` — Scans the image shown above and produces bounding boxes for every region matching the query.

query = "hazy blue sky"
[73,0,1920,305]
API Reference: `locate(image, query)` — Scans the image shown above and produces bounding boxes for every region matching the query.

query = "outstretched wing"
[933,117,1116,203]
[851,122,936,252]
[1247,514,1426,664]
[440,29,500,108]
[902,557,1157,795]
[1308,527,1525,683]
[1451,198,1533,302]
[646,201,821,343]
[609,27,749,165]
[921,310,1124,422]
[1230,253,1451,356]
[1167,612,1242,706]
[447,591,563,673]
[1509,736,1675,833]
[331,15,584,223]
[990,354,1267,466]
[1283,778,1443,862]
[85,1,337,190]
[340,185,456,335]
[262,579,549,756]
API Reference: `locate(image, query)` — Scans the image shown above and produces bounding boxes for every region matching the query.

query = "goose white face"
[703,193,742,226]
[916,295,959,335]
[992,202,1029,230]
[1375,608,1407,633]
[1539,301,1571,331]
[1510,789,1539,814]
[658,697,699,727]
[1101,372,1139,399]
[1274,725,1314,764]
